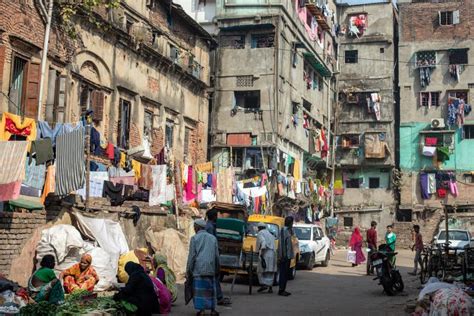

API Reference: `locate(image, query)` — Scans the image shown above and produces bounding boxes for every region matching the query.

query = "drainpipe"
[38,0,53,121]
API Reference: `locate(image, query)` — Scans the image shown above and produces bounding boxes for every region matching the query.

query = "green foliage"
[56,0,120,38]
[20,290,128,316]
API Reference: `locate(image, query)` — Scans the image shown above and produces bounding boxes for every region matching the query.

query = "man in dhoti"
[256,222,277,294]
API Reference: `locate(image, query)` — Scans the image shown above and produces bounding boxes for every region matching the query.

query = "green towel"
[437,147,450,162]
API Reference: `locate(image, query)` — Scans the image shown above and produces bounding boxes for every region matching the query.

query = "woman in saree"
[154,253,178,303]
[349,227,366,267]
[61,254,99,293]
[28,255,64,304]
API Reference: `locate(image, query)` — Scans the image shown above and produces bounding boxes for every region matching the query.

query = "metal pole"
[38,0,53,120]
[444,206,449,256]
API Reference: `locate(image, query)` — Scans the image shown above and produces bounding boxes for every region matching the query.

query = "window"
[220,35,245,49]
[318,77,323,92]
[9,56,28,114]
[448,90,468,102]
[449,49,468,65]
[343,217,353,227]
[396,209,412,222]
[292,102,299,115]
[234,91,260,110]
[380,47,385,54]
[144,110,153,138]
[341,135,360,149]
[118,99,131,149]
[236,76,253,87]
[463,125,474,139]
[345,50,358,63]
[439,10,459,26]
[184,127,191,161]
[244,148,263,170]
[420,92,440,107]
[250,33,274,48]
[165,119,174,148]
[303,100,311,112]
[169,44,179,62]
[346,178,361,188]
[45,70,67,123]
[369,177,380,189]
[312,228,319,241]
[232,148,244,167]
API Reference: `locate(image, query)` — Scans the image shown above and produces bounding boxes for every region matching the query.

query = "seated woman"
[28,255,64,304]
[154,254,177,303]
[114,262,160,315]
[61,254,99,293]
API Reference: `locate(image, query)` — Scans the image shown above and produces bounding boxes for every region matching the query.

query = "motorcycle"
[370,244,404,296]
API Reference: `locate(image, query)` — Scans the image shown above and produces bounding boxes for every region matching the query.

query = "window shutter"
[419,92,423,106]
[91,90,104,121]
[438,11,442,25]
[25,62,40,118]
[56,75,67,123]
[453,10,460,25]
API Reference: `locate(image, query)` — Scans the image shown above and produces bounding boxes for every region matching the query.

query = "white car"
[434,229,474,251]
[294,223,331,270]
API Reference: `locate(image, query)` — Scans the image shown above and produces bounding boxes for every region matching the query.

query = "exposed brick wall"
[399,1,474,42]
[129,122,142,148]
[151,127,164,156]
[0,210,61,276]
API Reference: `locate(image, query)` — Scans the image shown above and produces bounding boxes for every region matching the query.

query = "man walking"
[256,222,277,294]
[409,225,423,276]
[385,224,397,266]
[205,209,231,306]
[186,219,220,316]
[278,216,294,297]
[366,221,378,275]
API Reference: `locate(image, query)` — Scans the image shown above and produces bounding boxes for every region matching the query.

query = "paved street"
[172,249,421,316]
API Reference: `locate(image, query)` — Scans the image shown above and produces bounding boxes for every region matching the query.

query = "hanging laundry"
[41,165,55,204]
[0,141,28,185]
[119,152,127,169]
[293,159,301,181]
[131,160,141,181]
[105,143,115,159]
[427,173,436,195]
[55,129,85,196]
[77,172,109,198]
[419,67,433,88]
[420,173,430,200]
[436,147,450,162]
[425,137,438,146]
[185,165,195,202]
[139,164,153,190]
[20,184,42,198]
[90,161,107,172]
[0,181,22,202]
[437,188,447,198]
[216,168,234,203]
[23,158,46,190]
[90,127,103,155]
[149,165,167,206]
[30,138,54,165]
[0,112,37,142]
[110,176,136,186]
[36,121,83,146]
[103,181,125,206]
[108,166,134,178]
[422,146,436,157]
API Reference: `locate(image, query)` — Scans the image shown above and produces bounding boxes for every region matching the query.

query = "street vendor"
[60,254,99,293]
[28,255,64,304]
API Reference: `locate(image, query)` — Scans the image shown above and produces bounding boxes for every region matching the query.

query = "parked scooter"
[370,244,404,296]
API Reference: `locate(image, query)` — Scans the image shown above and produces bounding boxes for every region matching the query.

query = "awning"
[303,52,332,77]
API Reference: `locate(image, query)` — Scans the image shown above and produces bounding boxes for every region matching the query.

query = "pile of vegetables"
[20,290,136,315]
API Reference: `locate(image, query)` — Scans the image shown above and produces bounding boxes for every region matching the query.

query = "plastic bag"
[346,250,356,264]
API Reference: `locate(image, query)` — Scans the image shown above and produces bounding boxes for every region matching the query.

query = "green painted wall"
[400,122,474,172]
[343,168,391,189]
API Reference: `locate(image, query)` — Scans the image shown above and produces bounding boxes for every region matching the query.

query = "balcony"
[305,0,330,31]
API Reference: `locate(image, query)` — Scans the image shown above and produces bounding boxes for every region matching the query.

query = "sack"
[184,278,193,305]
[346,250,356,264]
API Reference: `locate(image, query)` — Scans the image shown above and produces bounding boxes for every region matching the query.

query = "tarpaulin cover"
[72,212,129,277]
[146,228,189,281]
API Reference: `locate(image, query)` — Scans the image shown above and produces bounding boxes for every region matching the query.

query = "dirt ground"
[171,249,422,316]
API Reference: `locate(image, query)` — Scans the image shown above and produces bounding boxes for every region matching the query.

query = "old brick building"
[0,0,214,165]
[398,0,474,240]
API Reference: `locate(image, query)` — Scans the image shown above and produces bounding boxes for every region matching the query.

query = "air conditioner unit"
[431,118,445,129]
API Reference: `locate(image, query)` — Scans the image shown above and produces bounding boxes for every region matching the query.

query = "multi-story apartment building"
[334,0,398,237]
[398,0,474,234]
[178,0,339,213]
[0,0,214,165]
